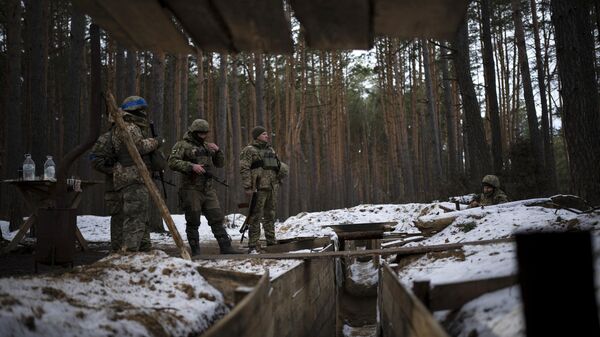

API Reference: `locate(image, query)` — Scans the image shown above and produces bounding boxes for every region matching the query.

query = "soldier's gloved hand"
[192,164,206,174]
[206,142,219,153]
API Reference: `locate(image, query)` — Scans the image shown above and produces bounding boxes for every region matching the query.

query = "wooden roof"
[73,0,468,54]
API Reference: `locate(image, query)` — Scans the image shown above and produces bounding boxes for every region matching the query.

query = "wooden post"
[106,92,191,260]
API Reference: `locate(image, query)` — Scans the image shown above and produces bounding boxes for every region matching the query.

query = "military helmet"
[482,175,500,188]
[121,96,148,113]
[189,119,210,133]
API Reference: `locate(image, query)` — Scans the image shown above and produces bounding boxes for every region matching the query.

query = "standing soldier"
[240,126,288,253]
[112,96,161,252]
[89,120,122,252]
[168,119,242,255]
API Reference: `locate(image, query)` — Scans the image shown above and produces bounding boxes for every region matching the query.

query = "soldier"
[240,126,288,253]
[89,121,123,252]
[168,119,241,255]
[111,96,161,252]
[469,174,509,207]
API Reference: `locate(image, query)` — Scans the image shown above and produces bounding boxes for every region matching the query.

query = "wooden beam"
[211,0,293,53]
[290,0,372,50]
[163,0,234,52]
[106,93,190,260]
[374,0,469,40]
[428,275,518,311]
[73,0,192,53]
[195,237,515,260]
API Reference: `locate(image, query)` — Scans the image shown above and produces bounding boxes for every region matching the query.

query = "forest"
[0,0,599,223]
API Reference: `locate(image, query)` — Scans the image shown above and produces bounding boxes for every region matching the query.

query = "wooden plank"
[163,0,234,52]
[211,0,293,53]
[380,263,449,337]
[428,275,518,311]
[202,272,274,337]
[195,237,515,260]
[262,237,331,253]
[289,0,371,50]
[106,92,190,260]
[374,0,469,40]
[74,0,192,53]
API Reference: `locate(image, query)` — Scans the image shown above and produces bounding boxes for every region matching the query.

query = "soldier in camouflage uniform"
[111,96,161,252]
[240,126,288,253]
[89,124,123,252]
[469,174,509,207]
[168,119,242,255]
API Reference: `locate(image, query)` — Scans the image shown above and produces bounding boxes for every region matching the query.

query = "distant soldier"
[89,121,123,252]
[111,96,161,252]
[168,119,242,255]
[240,126,288,253]
[469,174,509,208]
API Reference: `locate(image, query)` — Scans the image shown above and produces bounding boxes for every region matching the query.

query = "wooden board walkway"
[194,237,514,260]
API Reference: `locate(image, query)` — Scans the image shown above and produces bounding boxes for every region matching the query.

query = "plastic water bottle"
[43,155,56,181]
[23,154,35,181]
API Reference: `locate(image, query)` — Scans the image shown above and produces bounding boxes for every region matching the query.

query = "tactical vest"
[252,145,280,171]
[117,145,152,168]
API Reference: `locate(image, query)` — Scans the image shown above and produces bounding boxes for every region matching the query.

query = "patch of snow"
[196,258,302,280]
[349,260,379,288]
[0,250,227,337]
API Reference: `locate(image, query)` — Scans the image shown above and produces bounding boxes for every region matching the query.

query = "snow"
[395,199,600,337]
[1,198,599,337]
[0,250,228,337]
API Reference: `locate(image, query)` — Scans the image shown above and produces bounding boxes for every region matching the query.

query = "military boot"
[188,239,200,256]
[217,237,244,254]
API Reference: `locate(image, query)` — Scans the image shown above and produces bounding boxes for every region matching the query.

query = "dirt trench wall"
[201,257,336,337]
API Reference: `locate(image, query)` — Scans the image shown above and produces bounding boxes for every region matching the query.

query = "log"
[106,92,190,260]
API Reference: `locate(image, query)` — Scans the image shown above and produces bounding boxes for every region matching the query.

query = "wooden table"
[1,179,101,253]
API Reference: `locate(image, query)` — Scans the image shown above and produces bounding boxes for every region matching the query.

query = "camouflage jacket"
[478,189,509,206]
[168,131,225,190]
[89,129,117,191]
[111,113,158,190]
[240,140,285,190]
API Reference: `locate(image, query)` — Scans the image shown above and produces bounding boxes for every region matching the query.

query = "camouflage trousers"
[248,187,277,248]
[178,187,229,244]
[105,190,124,252]
[120,184,151,251]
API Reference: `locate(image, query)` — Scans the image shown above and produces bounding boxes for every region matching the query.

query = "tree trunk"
[255,53,265,126]
[550,0,600,204]
[511,0,546,190]
[150,52,165,130]
[217,53,228,162]
[65,9,85,158]
[115,45,125,102]
[441,44,457,181]
[421,39,443,193]
[125,49,137,96]
[196,49,205,119]
[453,19,492,185]
[230,55,243,208]
[481,0,504,174]
[530,0,558,192]
[6,0,24,230]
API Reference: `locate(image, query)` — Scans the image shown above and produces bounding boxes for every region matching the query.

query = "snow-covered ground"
[0,251,227,337]
[1,199,598,337]
[396,199,600,337]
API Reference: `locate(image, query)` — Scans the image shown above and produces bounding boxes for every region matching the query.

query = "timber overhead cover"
[73,0,468,54]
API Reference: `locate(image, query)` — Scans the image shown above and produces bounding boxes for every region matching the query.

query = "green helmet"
[121,96,148,113]
[189,119,210,133]
[482,175,500,188]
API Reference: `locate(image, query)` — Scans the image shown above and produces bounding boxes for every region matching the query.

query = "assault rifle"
[149,122,168,199]
[204,170,229,187]
[240,177,260,243]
